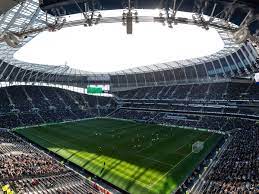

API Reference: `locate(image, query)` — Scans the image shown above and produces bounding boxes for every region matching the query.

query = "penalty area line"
[148,151,193,189]
[135,154,174,167]
[148,133,213,190]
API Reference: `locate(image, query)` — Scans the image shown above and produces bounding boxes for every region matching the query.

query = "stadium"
[0,0,258,194]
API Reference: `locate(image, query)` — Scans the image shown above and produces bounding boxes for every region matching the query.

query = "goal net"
[192,141,204,153]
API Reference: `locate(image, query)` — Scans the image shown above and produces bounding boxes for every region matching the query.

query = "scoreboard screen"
[255,73,259,85]
[87,86,103,94]
[86,85,110,94]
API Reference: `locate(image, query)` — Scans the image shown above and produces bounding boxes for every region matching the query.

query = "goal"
[192,141,204,153]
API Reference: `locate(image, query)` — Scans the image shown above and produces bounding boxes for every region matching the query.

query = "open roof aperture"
[14,10,225,73]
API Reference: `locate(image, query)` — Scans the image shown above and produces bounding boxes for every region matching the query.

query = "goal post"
[192,141,204,153]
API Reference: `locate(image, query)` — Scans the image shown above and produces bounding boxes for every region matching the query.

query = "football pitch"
[15,118,222,194]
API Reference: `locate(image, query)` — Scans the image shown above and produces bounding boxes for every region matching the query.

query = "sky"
[14,10,225,73]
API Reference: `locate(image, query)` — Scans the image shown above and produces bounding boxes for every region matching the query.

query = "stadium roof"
[0,2,242,76]
[40,0,259,16]
[0,0,257,86]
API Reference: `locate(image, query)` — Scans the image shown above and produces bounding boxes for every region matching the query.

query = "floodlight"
[3,32,22,48]
[234,27,249,44]
[126,12,133,34]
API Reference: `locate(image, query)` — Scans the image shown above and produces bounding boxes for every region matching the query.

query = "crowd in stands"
[115,82,259,101]
[111,109,256,132]
[0,129,101,194]
[116,82,259,117]
[1,153,67,180]
[0,82,258,130]
[200,126,258,194]
[0,82,258,194]
[0,85,116,129]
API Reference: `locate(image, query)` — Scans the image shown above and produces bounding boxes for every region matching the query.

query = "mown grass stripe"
[16,118,222,194]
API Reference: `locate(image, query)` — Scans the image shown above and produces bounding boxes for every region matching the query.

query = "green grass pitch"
[15,118,222,194]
